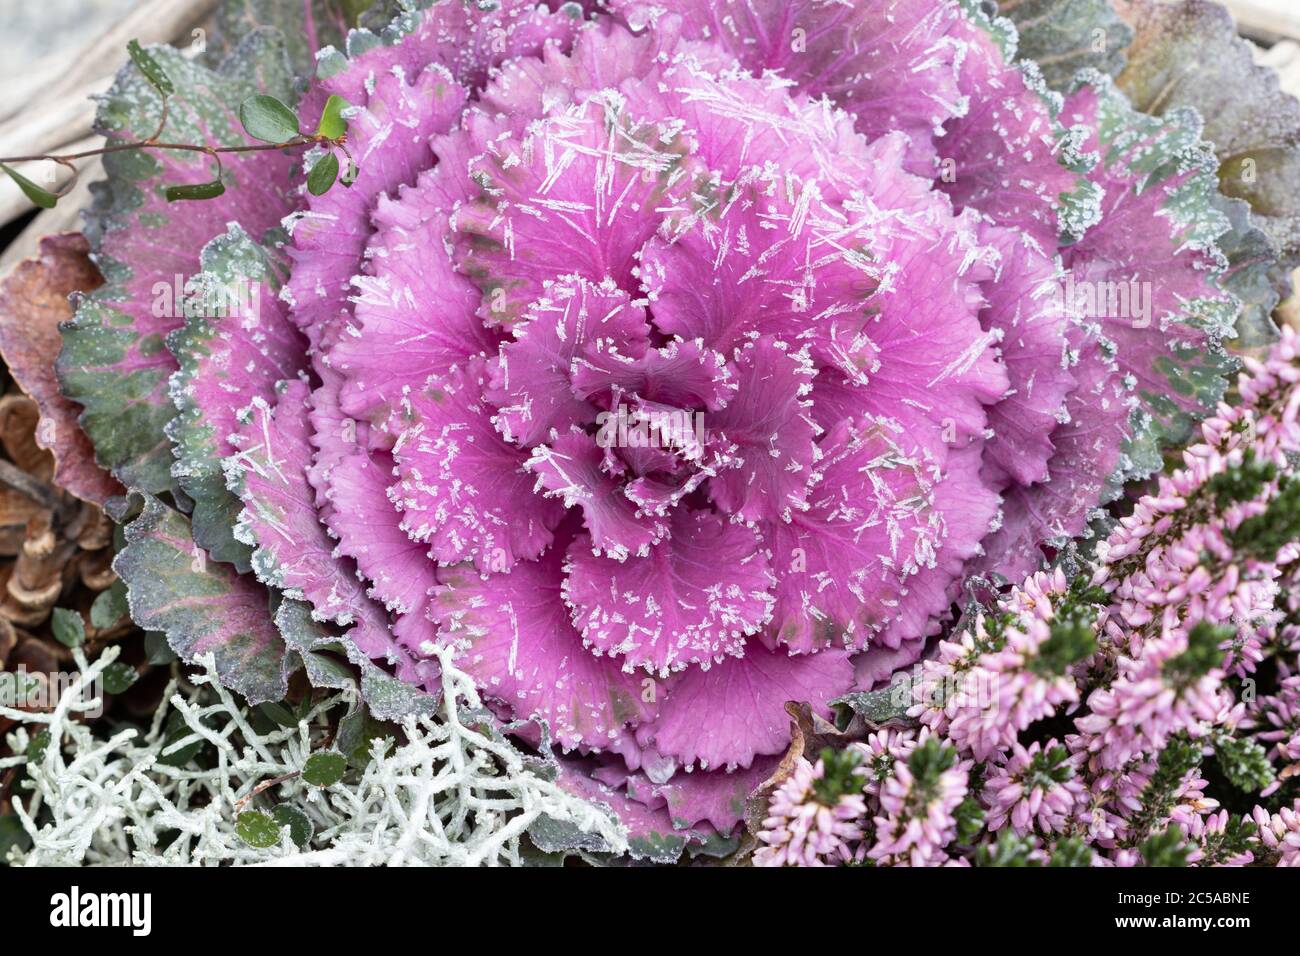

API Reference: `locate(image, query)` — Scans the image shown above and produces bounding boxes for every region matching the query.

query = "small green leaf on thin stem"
[1,164,58,208]
[126,39,175,96]
[316,94,349,139]
[235,810,282,849]
[239,94,300,144]
[302,751,347,788]
[164,180,226,202]
[307,152,339,195]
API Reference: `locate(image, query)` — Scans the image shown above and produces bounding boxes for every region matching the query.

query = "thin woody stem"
[1,57,350,204]
[0,134,335,166]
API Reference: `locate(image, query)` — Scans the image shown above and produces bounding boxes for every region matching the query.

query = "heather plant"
[761,329,1300,865]
[2,0,1299,863]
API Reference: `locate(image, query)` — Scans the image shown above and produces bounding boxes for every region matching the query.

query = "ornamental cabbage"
[58,0,1264,855]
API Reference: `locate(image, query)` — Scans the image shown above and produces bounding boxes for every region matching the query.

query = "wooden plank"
[1224,0,1300,45]
[0,0,218,231]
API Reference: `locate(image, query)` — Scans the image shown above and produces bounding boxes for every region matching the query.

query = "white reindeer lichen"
[1,645,625,866]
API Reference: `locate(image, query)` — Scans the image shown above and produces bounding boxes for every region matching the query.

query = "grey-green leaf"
[50,608,86,648]
[102,662,139,695]
[157,711,205,768]
[113,497,290,706]
[143,630,177,665]
[258,701,298,728]
[25,729,51,765]
[831,684,914,725]
[239,93,300,143]
[90,580,129,629]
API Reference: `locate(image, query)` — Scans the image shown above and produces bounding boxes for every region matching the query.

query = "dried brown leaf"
[0,233,123,504]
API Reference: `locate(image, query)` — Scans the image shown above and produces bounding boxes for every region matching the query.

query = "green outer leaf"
[126,39,176,95]
[273,599,438,720]
[273,599,358,691]
[996,0,1133,91]
[1078,70,1238,475]
[51,608,86,648]
[307,151,339,195]
[315,94,349,139]
[239,93,301,143]
[214,0,368,79]
[1209,194,1284,351]
[113,496,289,705]
[59,31,299,495]
[1115,0,1300,316]
[528,814,615,856]
[301,751,347,788]
[1,164,58,209]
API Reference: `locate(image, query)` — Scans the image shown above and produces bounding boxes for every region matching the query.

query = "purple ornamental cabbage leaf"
[72,0,1273,854]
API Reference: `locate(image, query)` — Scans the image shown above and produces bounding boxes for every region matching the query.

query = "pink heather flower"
[910,570,1085,762]
[1253,676,1300,794]
[983,740,1086,835]
[1251,802,1300,866]
[754,754,868,867]
[1096,459,1281,677]
[1232,326,1300,452]
[853,727,924,805]
[1176,809,1254,867]
[1072,630,1230,772]
[868,740,970,866]
[1078,748,1215,855]
[771,328,1300,864]
[1074,337,1300,779]
[1094,326,1300,670]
